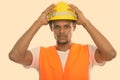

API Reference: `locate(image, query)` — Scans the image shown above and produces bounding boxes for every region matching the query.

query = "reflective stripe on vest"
[39,43,89,80]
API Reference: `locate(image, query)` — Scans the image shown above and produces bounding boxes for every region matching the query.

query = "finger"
[69,4,77,13]
[69,4,75,9]
[45,4,55,14]
[46,4,55,11]
[68,4,78,15]
[42,4,55,15]
[69,4,82,14]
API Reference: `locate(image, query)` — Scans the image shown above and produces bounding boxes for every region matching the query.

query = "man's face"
[51,20,76,45]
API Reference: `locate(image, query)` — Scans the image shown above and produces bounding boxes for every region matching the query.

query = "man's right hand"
[37,4,55,25]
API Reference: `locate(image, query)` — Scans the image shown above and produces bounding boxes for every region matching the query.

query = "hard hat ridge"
[47,1,77,21]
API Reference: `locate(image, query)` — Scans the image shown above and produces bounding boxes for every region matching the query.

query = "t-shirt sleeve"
[88,44,105,67]
[23,47,40,71]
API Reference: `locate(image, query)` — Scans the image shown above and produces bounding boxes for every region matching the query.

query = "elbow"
[106,49,117,61]
[9,51,17,62]
[9,51,13,61]
[8,51,23,63]
[111,49,117,59]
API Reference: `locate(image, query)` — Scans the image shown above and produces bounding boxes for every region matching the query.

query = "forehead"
[52,20,72,25]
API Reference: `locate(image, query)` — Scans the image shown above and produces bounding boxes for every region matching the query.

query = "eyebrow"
[53,23,71,26]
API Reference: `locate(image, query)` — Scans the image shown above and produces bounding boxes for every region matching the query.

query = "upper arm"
[23,47,40,70]
[94,49,107,63]
[21,50,33,66]
[9,49,33,66]
[88,44,105,66]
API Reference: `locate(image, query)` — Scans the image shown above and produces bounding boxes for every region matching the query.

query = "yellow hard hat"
[47,1,77,21]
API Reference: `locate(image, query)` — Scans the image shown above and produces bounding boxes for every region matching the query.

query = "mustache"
[57,35,67,37]
[57,35,67,38]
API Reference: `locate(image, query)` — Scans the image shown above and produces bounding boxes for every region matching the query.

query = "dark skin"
[50,20,76,51]
[9,3,116,66]
[69,4,116,62]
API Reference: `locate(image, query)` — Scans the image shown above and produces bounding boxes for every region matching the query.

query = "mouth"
[57,35,67,39]
[57,35,68,44]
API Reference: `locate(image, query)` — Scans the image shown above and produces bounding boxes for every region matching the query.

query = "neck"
[56,42,72,51]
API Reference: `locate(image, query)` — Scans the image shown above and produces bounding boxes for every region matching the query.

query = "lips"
[57,35,67,39]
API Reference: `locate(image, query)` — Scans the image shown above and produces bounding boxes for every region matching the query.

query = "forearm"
[15,20,42,51]
[82,19,116,60]
[9,4,55,64]
[9,20,43,61]
[69,4,116,61]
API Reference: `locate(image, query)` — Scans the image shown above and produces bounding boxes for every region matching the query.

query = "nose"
[59,27,65,33]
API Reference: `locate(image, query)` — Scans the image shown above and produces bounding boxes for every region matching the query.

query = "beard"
[55,35,69,45]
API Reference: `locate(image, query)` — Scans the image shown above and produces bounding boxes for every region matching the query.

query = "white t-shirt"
[25,44,104,79]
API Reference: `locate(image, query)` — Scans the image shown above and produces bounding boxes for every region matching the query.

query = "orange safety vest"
[39,43,89,80]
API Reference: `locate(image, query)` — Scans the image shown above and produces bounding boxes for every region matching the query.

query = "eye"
[64,25,71,29]
[53,25,60,29]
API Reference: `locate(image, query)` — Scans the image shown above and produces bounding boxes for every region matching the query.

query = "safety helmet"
[47,1,77,21]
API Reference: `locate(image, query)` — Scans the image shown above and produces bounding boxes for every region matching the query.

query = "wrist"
[31,20,43,29]
[35,19,44,26]
[82,19,89,27]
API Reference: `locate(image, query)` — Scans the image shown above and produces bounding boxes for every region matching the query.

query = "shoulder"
[73,43,95,48]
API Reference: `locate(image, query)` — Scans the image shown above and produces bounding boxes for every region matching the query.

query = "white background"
[0,0,120,80]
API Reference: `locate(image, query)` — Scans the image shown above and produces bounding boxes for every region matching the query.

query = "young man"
[9,2,116,80]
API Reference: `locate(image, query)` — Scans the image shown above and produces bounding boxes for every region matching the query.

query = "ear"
[49,22,53,31]
[49,25,53,31]
[73,23,76,31]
